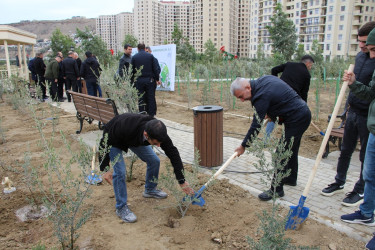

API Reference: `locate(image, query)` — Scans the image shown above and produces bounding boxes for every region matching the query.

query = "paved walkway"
[54,101,372,243]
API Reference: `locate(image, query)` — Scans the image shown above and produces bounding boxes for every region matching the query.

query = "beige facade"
[163,1,191,44]
[190,0,239,55]
[96,12,134,54]
[249,0,375,59]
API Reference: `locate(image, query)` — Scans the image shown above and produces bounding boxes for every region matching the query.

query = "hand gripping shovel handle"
[303,64,354,197]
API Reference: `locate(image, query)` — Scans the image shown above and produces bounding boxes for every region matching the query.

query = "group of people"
[29,50,102,102]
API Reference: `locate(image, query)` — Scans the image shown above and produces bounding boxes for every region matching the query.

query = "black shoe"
[258,189,285,201]
[341,191,364,207]
[321,182,344,196]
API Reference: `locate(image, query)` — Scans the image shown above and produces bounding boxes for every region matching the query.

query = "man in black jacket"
[321,21,375,206]
[99,113,194,223]
[62,51,79,102]
[73,52,82,93]
[118,44,132,78]
[131,43,161,117]
[34,52,47,100]
[231,76,311,201]
[80,51,101,96]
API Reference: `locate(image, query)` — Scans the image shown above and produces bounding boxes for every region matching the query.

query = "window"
[327,34,331,40]
[339,25,344,30]
[337,44,342,51]
[340,15,345,21]
[326,44,330,50]
[328,24,332,31]
[338,34,343,40]
[341,6,345,11]
[328,15,332,21]
[329,6,333,12]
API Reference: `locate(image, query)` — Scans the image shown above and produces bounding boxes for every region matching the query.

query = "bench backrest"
[67,91,118,124]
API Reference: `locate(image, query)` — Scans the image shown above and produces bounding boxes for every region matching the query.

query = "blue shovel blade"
[182,185,206,206]
[285,196,310,230]
[86,173,103,185]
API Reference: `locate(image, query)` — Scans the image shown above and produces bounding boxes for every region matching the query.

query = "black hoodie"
[80,56,100,81]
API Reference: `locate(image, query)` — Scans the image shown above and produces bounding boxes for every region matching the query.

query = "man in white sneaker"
[321,21,375,207]
[341,27,375,229]
[99,113,194,223]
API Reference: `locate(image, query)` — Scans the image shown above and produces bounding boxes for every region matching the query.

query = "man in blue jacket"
[131,43,161,117]
[231,76,311,201]
[321,21,375,207]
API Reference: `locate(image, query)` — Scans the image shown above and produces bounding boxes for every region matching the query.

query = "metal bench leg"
[76,112,84,134]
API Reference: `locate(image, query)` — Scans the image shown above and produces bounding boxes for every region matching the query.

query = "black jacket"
[34,57,46,76]
[80,57,101,81]
[347,51,375,116]
[99,113,185,184]
[242,75,310,147]
[76,57,82,74]
[131,50,160,82]
[118,53,132,77]
[271,62,311,102]
[62,56,79,79]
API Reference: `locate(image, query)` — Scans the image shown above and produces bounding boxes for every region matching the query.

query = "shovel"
[86,145,103,185]
[285,64,354,230]
[310,121,325,136]
[191,152,238,206]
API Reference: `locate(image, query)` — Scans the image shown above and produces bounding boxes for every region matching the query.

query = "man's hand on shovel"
[343,70,355,85]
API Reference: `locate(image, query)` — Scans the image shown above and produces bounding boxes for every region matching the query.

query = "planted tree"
[267,3,297,61]
[122,34,138,48]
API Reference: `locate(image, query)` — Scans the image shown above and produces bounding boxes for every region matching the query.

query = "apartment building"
[96,12,134,54]
[190,0,239,55]
[249,0,375,59]
[163,1,191,44]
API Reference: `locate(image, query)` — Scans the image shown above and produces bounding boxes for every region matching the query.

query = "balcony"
[353,10,362,16]
[354,0,365,6]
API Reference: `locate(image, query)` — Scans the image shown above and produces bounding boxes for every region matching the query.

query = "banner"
[132,44,176,91]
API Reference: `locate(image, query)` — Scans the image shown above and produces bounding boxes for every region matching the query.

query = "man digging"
[99,113,194,223]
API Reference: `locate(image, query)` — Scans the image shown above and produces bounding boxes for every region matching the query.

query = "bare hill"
[9,18,96,40]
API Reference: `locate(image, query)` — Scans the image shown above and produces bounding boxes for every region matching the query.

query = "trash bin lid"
[193,105,223,114]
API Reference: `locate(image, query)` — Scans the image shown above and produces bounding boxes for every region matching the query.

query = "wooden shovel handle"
[91,145,96,171]
[302,64,354,197]
[310,121,323,134]
[204,152,238,188]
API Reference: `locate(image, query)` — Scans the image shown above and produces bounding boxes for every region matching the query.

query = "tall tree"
[50,28,75,57]
[256,41,265,60]
[295,44,306,61]
[177,38,196,67]
[171,23,184,46]
[76,27,112,66]
[267,3,297,61]
[203,39,219,62]
[122,34,138,47]
[311,40,324,64]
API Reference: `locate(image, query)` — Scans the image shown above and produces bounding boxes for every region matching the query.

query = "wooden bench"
[323,112,346,158]
[67,90,119,134]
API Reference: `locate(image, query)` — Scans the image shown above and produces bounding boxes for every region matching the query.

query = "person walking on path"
[131,43,161,117]
[44,55,62,101]
[62,51,80,102]
[340,27,375,249]
[230,76,311,201]
[80,51,101,97]
[321,22,375,207]
[98,113,194,223]
[73,52,82,93]
[34,52,47,100]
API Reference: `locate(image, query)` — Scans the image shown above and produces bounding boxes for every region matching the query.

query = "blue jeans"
[360,133,375,217]
[86,80,97,96]
[110,146,160,209]
[265,121,275,139]
[335,111,368,194]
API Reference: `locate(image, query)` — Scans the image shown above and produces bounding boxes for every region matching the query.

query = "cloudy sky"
[0,0,134,24]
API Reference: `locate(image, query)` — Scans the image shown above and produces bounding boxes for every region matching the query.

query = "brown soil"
[0,84,362,249]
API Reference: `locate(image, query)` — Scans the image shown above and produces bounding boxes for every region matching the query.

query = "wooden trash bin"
[193,105,223,167]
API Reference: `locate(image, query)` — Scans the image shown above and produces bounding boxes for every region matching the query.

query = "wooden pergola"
[0,25,37,79]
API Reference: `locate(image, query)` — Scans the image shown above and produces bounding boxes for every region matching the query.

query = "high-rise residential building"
[163,1,191,44]
[190,0,239,55]
[249,0,375,59]
[238,0,251,58]
[96,12,134,54]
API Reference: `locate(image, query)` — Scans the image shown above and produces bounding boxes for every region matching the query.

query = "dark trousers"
[86,80,98,97]
[65,77,76,101]
[274,106,311,192]
[136,78,157,117]
[335,111,368,194]
[46,78,58,101]
[76,78,82,93]
[57,80,64,100]
[37,75,46,98]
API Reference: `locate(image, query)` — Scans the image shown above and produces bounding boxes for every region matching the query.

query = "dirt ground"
[0,84,364,249]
